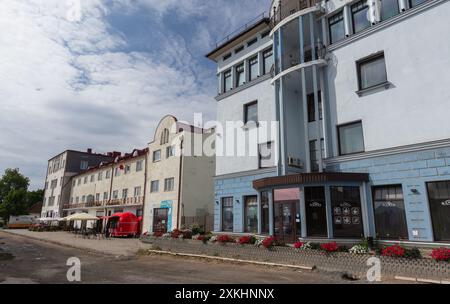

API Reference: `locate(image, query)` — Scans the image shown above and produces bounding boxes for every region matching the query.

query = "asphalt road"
[0,231,386,284]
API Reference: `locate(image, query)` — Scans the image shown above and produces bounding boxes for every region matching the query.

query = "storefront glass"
[244,196,258,233]
[331,186,364,238]
[427,181,450,241]
[305,187,328,237]
[260,191,270,234]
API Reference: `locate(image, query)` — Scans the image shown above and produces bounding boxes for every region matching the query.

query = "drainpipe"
[176,139,184,230]
[141,153,148,234]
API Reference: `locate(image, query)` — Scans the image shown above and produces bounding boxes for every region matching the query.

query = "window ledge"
[356,82,391,97]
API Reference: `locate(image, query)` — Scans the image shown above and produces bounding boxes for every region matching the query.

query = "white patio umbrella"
[64,213,99,221]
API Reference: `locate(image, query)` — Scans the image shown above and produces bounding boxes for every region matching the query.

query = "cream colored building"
[142,115,215,234]
[64,149,148,220]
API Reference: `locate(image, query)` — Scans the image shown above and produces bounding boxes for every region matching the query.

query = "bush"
[189,224,204,236]
[170,229,183,239]
[294,241,304,249]
[153,231,164,237]
[216,234,233,243]
[237,235,256,245]
[320,242,340,253]
[431,248,450,262]
[381,244,405,258]
[182,230,193,239]
[262,236,277,249]
[349,244,369,255]
[404,247,422,259]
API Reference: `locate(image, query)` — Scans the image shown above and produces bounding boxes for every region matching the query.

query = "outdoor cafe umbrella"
[62,213,99,221]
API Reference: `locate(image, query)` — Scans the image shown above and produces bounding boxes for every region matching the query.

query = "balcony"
[106,196,144,207]
[271,0,323,28]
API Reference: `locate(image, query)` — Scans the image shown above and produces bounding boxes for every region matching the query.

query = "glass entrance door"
[427,181,450,242]
[153,208,168,233]
[331,186,364,238]
[273,188,300,243]
[305,187,328,237]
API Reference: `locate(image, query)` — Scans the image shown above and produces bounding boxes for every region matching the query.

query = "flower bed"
[431,248,450,262]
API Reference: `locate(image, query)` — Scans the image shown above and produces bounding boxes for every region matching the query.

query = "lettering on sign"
[441,200,450,206]
[309,201,322,208]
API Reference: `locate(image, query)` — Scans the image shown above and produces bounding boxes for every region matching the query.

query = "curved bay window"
[373,185,408,240]
[331,186,364,238]
[221,197,234,232]
[244,196,258,233]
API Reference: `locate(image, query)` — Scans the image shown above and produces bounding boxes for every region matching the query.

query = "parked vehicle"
[7,215,37,229]
[106,212,141,237]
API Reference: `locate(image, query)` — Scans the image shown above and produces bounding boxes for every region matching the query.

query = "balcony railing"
[271,0,323,28]
[63,197,144,210]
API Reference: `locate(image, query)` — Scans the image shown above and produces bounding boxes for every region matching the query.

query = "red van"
[106,212,142,237]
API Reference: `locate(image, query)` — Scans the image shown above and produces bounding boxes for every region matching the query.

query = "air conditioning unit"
[288,157,304,169]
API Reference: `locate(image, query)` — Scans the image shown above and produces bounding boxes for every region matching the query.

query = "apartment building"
[208,0,450,245]
[41,150,114,218]
[142,115,215,234]
[64,149,147,219]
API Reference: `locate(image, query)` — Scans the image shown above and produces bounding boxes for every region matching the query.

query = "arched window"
[160,128,169,145]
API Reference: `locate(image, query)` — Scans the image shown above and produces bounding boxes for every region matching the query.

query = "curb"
[145,249,315,271]
[395,275,448,284]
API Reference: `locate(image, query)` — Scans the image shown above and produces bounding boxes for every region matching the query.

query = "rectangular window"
[103,192,108,200]
[106,170,111,179]
[328,11,345,44]
[114,167,120,177]
[259,142,275,168]
[166,146,175,158]
[84,177,87,184]
[80,160,88,170]
[112,190,119,199]
[235,63,245,87]
[244,101,258,124]
[260,191,270,234]
[235,46,244,54]
[331,186,364,238]
[247,38,257,47]
[223,69,232,92]
[76,197,79,204]
[124,165,131,174]
[357,53,387,90]
[261,30,270,39]
[150,180,159,193]
[249,56,258,81]
[338,121,365,155]
[307,92,323,123]
[122,189,128,199]
[223,53,231,61]
[95,193,100,202]
[98,172,103,181]
[244,196,258,233]
[164,177,175,192]
[136,160,143,172]
[134,186,141,197]
[221,197,234,232]
[373,185,408,240]
[351,1,370,34]
[90,175,94,182]
[427,181,450,242]
[309,140,319,172]
[409,0,427,8]
[82,195,86,203]
[380,0,399,20]
[305,187,328,237]
[263,48,274,75]
[72,180,76,187]
[153,150,161,162]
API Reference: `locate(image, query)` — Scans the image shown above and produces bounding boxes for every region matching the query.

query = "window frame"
[235,63,245,87]
[244,195,258,233]
[153,150,161,162]
[248,56,259,81]
[337,120,365,156]
[258,141,275,168]
[244,100,258,125]
[351,0,371,34]
[356,52,388,91]
[221,197,234,232]
[328,10,345,44]
[164,177,175,192]
[150,180,159,193]
[223,69,232,92]
[263,47,274,75]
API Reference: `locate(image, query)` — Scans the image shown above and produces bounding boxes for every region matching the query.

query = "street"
[0,231,368,284]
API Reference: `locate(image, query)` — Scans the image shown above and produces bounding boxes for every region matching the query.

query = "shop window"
[260,191,270,234]
[244,196,258,233]
[331,186,364,238]
[305,187,328,237]
[221,197,234,232]
[373,185,408,240]
[427,181,450,242]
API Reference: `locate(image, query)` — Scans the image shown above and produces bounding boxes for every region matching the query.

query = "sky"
[0,0,271,190]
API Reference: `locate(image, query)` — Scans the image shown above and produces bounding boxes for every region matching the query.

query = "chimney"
[87,148,93,154]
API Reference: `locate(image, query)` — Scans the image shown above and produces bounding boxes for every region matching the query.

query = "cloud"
[0,0,270,189]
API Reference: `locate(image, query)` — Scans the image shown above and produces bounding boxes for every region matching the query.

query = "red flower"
[262,236,276,249]
[217,235,233,243]
[431,248,450,261]
[196,235,205,241]
[153,231,163,237]
[321,242,340,253]
[170,229,183,238]
[294,241,304,249]
[382,244,405,257]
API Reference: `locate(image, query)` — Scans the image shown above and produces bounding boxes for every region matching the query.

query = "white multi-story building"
[208,0,450,245]
[41,150,115,218]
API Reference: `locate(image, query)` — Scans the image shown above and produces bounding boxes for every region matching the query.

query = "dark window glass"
[351,1,370,34]
[235,46,244,54]
[329,11,345,44]
[261,30,270,39]
[305,187,328,237]
[380,0,400,21]
[249,56,258,81]
[357,53,387,90]
[307,92,322,122]
[244,101,258,124]
[235,63,245,87]
[263,48,274,75]
[261,191,270,234]
[331,186,364,238]
[373,185,408,240]
[427,181,450,241]
[409,0,427,8]
[338,121,365,155]
[221,197,234,232]
[309,140,319,172]
[223,53,231,61]
[223,69,232,92]
[247,38,257,47]
[244,196,258,233]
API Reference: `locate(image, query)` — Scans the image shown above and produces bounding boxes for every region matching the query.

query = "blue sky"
[0,0,271,189]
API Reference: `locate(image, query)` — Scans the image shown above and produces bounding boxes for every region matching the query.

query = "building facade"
[142,115,215,234]
[41,150,114,218]
[208,0,450,245]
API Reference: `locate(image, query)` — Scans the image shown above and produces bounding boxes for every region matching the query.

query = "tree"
[0,169,30,222]
[26,189,44,208]
[0,168,29,203]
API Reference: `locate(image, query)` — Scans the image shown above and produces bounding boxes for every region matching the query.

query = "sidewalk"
[0,229,147,257]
